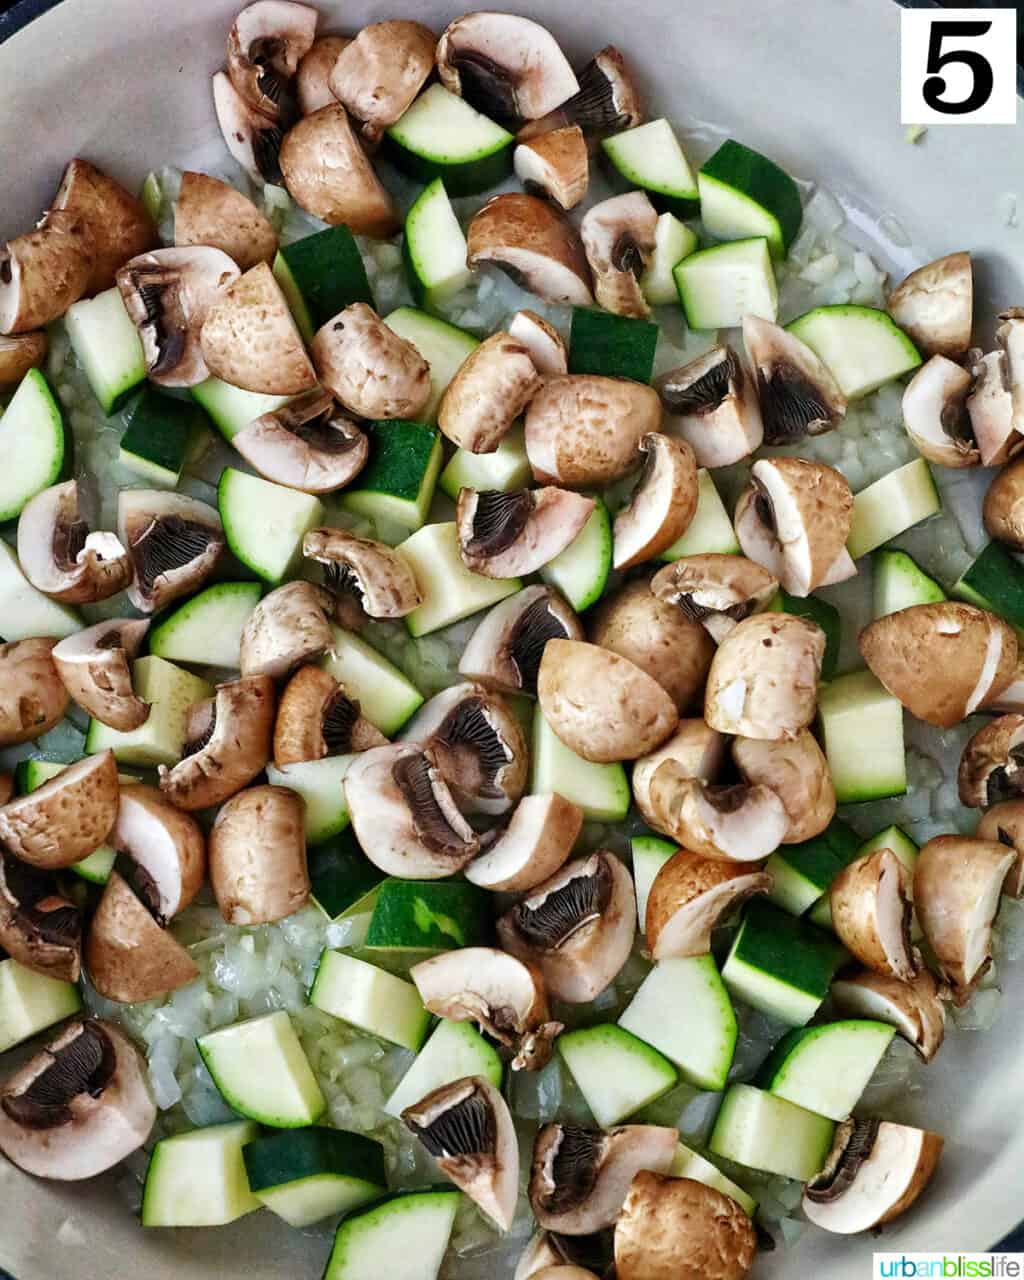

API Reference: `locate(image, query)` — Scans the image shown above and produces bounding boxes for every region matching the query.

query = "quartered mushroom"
[0,212,93,335]
[525,374,660,488]
[328,21,436,142]
[296,36,350,115]
[580,191,658,318]
[410,946,563,1072]
[985,649,1024,714]
[239,580,334,679]
[51,619,150,730]
[497,851,637,1003]
[651,553,779,644]
[831,966,947,1062]
[656,345,764,468]
[232,387,369,493]
[966,346,1020,469]
[515,126,589,212]
[742,314,847,444]
[273,665,384,764]
[0,638,69,746]
[0,751,119,869]
[311,302,430,420]
[400,682,528,815]
[438,331,542,454]
[734,457,855,596]
[732,729,836,843]
[830,848,917,982]
[466,793,583,893]
[631,719,729,834]
[459,585,584,696]
[887,251,973,362]
[645,849,773,959]
[402,1076,519,1231]
[209,785,310,924]
[17,479,131,604]
[612,434,698,570]
[0,1019,156,1181]
[436,12,579,130]
[0,331,47,387]
[0,852,82,981]
[649,774,789,863]
[51,158,156,294]
[117,245,240,387]
[802,1118,943,1235]
[914,834,1014,1002]
[977,798,1024,897]
[508,310,568,375]
[859,602,1017,729]
[528,1123,677,1234]
[226,0,317,121]
[118,489,225,615]
[303,526,422,626]
[705,613,825,740]
[958,713,1024,807]
[515,1231,608,1280]
[174,171,277,270]
[517,45,643,141]
[456,487,594,578]
[85,871,199,1002]
[160,676,276,809]
[467,195,594,307]
[213,70,289,185]
[108,785,205,923]
[997,308,1024,436]
[984,454,1024,551]
[901,355,979,468]
[344,743,480,878]
[538,639,678,762]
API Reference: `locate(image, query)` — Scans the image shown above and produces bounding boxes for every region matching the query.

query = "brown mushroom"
[51,619,150,731]
[328,21,436,142]
[303,527,422,626]
[296,36,350,115]
[830,848,916,981]
[514,126,589,211]
[0,751,119,870]
[958,713,1024,807]
[656,346,764,468]
[580,191,658,319]
[311,302,430,420]
[175,171,277,271]
[977,798,1024,897]
[0,638,69,746]
[438,332,542,454]
[106,784,205,923]
[226,0,318,120]
[732,730,836,843]
[647,774,789,863]
[901,355,979,469]
[612,434,699,570]
[516,46,643,142]
[466,793,583,893]
[984,454,1024,551]
[831,967,947,1062]
[645,849,773,959]
[273,665,385,764]
[231,387,369,494]
[17,479,132,604]
[212,69,290,186]
[0,852,82,982]
[51,159,157,294]
[209,785,310,924]
[118,489,225,615]
[467,194,593,307]
[631,720,729,834]
[239,580,334,679]
[0,212,93,335]
[456,487,594,578]
[85,871,198,1002]
[0,774,11,806]
[887,252,972,362]
[743,314,846,445]
[459,585,584,696]
[651,554,779,645]
[0,332,47,388]
[507,310,568,375]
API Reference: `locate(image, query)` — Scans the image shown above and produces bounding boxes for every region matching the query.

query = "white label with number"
[901,7,1017,125]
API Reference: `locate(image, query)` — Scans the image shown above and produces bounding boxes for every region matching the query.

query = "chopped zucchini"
[64,287,146,414]
[439,424,531,499]
[698,139,803,260]
[118,386,206,487]
[659,469,740,560]
[191,377,290,442]
[85,656,213,768]
[674,237,778,330]
[364,879,491,958]
[558,1024,678,1127]
[953,541,1024,629]
[383,308,479,424]
[265,756,355,845]
[385,1019,503,1118]
[308,830,386,921]
[198,1011,325,1128]
[642,212,698,307]
[765,818,862,917]
[818,669,907,804]
[0,369,66,522]
[323,1190,461,1280]
[321,624,424,735]
[530,703,630,823]
[403,178,471,311]
[310,950,431,1051]
[539,496,612,612]
[0,957,81,1054]
[568,307,659,382]
[709,1084,834,1181]
[847,457,940,560]
[787,305,921,399]
[386,83,514,196]
[670,1143,757,1216]
[243,1127,387,1229]
[340,419,443,529]
[631,834,678,932]
[218,467,323,583]
[759,1020,896,1120]
[149,581,262,669]
[873,548,946,618]
[602,119,699,217]
[142,1120,261,1227]
[0,540,81,642]
[398,521,521,637]
[273,224,373,340]
[769,589,841,681]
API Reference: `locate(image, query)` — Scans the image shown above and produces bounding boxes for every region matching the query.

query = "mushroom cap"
[303,526,422,622]
[17,479,132,604]
[507,310,568,376]
[0,331,48,388]
[0,1019,156,1181]
[742,314,846,445]
[525,374,660,489]
[615,1172,757,1280]
[85,871,199,1002]
[830,848,917,981]
[438,331,542,454]
[913,834,1014,1000]
[311,302,431,420]
[497,851,637,1003]
[239,580,334,679]
[590,579,715,715]
[459,584,583,696]
[631,719,729,833]
[118,488,225,614]
[108,783,206,921]
[0,212,93,335]
[656,346,764,469]
[226,0,318,118]
[831,966,947,1062]
[705,613,824,740]
[967,348,1019,470]
[232,387,369,494]
[887,251,972,362]
[279,104,400,237]
[580,191,658,319]
[296,35,351,115]
[212,69,289,186]
[0,751,119,869]
[984,454,1024,551]
[52,159,157,294]
[977,798,1024,897]
[51,618,150,731]
[859,602,1017,728]
[328,21,436,137]
[514,126,589,212]
[646,849,773,959]
[467,194,594,308]
[651,553,779,644]
[538,639,678,762]
[175,171,278,271]
[901,355,978,468]
[272,664,385,765]
[209,785,310,925]
[456,487,594,579]
[652,775,789,863]
[612,434,699,570]
[0,851,82,981]
[732,729,836,844]
[958,713,1024,807]
[0,638,69,746]
[466,793,584,893]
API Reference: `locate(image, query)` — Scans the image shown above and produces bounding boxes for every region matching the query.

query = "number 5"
[922,20,994,114]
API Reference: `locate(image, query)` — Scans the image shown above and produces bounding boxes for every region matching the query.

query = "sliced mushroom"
[438,331,542,454]
[0,331,47,388]
[232,387,369,493]
[650,775,788,863]
[656,345,764,468]
[830,848,917,981]
[459,585,584,696]
[742,314,846,444]
[467,194,594,307]
[803,1118,943,1235]
[958,713,1024,807]
[914,835,1014,1002]
[175,171,277,271]
[977,798,1024,897]
[528,1123,677,1235]
[239,580,334,679]
[401,682,528,815]
[734,458,854,597]
[0,212,93,335]
[160,676,276,809]
[615,1171,757,1280]
[645,849,773,959]
[580,191,658,319]
[402,1076,519,1230]
[831,967,947,1062]
[411,946,562,1072]
[116,245,240,387]
[212,69,289,186]
[613,434,698,570]
[226,0,317,120]
[508,310,568,375]
[859,602,1017,729]
[303,526,422,626]
[651,554,779,644]
[525,374,660,488]
[901,355,979,468]
[456,487,594,577]
[984,454,1024,551]
[967,347,1019,469]
[466,793,583,893]
[705,613,825,740]
[51,619,150,731]
[118,489,225,615]
[631,719,729,834]
[85,871,199,1002]
[273,665,385,765]
[17,480,131,604]
[887,252,972,362]
[514,126,589,212]
[538,639,678,762]
[732,729,836,843]
[0,751,119,870]
[107,784,205,922]
[311,302,430,420]
[497,851,637,1003]
[344,743,480,878]
[209,785,309,925]
[0,852,82,981]
[0,1019,156,1181]
[296,35,350,115]
[328,21,435,142]
[517,46,643,142]
[436,12,578,129]
[279,104,400,237]
[0,638,69,746]
[52,159,157,294]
